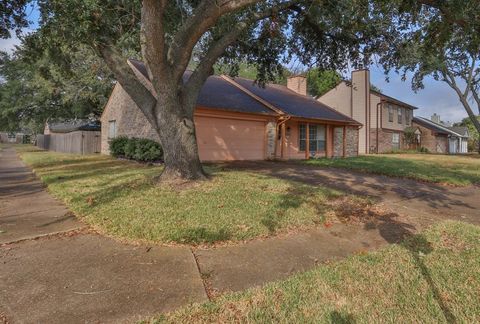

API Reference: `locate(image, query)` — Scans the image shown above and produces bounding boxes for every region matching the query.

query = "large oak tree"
[31,0,395,182]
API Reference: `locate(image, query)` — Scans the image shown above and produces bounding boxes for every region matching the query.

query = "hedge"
[109,136,163,162]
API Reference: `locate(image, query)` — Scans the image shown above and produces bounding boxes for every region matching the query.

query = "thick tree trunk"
[154,95,206,182]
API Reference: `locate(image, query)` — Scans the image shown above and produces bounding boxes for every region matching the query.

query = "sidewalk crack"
[190,248,214,301]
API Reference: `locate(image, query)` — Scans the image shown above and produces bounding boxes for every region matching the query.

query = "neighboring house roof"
[447,126,469,137]
[128,59,360,125]
[47,119,101,133]
[413,117,468,138]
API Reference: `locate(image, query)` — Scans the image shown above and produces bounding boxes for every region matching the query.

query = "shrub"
[110,137,163,162]
[124,137,139,159]
[133,138,163,162]
[109,136,129,157]
[417,146,430,153]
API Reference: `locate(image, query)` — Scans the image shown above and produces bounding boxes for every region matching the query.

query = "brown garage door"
[195,116,266,161]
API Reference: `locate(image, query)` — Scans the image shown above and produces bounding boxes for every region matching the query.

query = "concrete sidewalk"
[0,147,82,243]
[1,146,479,322]
[0,147,207,323]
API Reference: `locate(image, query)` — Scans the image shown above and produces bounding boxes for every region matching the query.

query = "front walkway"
[1,147,479,322]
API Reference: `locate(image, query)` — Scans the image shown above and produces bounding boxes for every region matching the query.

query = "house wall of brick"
[412,122,449,153]
[369,128,407,153]
[100,84,160,154]
[286,76,307,96]
[332,126,359,157]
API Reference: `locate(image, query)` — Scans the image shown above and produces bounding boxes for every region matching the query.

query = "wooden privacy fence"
[36,131,101,154]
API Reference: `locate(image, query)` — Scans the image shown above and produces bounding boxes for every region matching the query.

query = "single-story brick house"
[318,70,418,153]
[412,116,469,154]
[101,60,361,161]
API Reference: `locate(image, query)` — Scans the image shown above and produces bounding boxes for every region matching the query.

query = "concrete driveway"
[1,147,479,322]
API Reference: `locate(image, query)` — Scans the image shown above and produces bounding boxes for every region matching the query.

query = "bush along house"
[318,70,418,153]
[101,59,361,162]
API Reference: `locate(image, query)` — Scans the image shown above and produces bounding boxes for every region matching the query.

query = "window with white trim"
[108,120,117,139]
[392,133,400,150]
[299,124,325,152]
[397,107,403,124]
[388,104,394,122]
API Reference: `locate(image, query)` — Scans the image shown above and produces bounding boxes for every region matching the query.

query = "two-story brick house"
[318,70,418,154]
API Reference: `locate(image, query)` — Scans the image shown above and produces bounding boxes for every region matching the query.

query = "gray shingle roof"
[413,117,468,138]
[231,77,360,124]
[128,59,360,124]
[47,120,101,133]
[447,126,469,137]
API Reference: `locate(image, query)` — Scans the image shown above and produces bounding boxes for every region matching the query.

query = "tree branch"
[96,44,158,129]
[442,68,480,134]
[181,1,296,111]
[462,54,477,98]
[416,0,468,28]
[168,0,265,82]
[141,0,168,84]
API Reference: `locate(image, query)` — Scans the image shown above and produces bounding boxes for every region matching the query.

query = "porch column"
[343,126,347,157]
[305,123,310,159]
[325,125,330,158]
[280,123,286,158]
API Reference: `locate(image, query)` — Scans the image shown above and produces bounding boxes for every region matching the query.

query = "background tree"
[306,68,341,98]
[453,116,480,152]
[379,0,480,151]
[0,33,114,132]
[0,0,29,38]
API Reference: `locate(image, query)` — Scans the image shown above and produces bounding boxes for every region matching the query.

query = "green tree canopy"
[0,32,115,132]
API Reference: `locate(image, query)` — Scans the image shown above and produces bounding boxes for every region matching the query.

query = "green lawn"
[305,153,480,186]
[153,221,480,323]
[16,146,364,245]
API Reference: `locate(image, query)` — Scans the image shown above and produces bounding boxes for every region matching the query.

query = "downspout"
[376,101,383,154]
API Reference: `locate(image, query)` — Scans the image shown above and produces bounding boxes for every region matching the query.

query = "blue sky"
[368,67,468,124]
[0,5,470,124]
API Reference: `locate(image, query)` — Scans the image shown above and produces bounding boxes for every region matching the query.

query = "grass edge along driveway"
[16,145,370,245]
[152,221,480,323]
[304,153,480,186]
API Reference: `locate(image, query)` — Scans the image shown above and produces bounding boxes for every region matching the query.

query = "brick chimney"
[351,69,370,154]
[287,75,307,96]
[431,113,441,124]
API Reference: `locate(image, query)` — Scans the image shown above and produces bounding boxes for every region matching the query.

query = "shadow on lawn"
[371,215,456,323]
[222,160,477,216]
[329,310,356,324]
[260,184,334,235]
